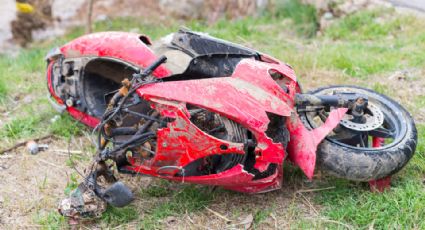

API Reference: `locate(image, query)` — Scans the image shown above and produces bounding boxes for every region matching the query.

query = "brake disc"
[339,102,384,131]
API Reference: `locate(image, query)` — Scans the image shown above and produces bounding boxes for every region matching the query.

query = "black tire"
[301,85,417,181]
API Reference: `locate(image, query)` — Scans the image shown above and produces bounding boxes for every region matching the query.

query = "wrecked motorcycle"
[46,29,417,218]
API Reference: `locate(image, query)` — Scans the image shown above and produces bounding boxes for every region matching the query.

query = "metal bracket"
[47,95,66,113]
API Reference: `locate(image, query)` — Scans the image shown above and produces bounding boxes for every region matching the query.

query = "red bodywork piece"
[369,137,391,192]
[47,32,347,193]
[60,32,171,78]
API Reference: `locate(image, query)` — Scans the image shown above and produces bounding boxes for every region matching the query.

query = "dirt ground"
[0,136,321,229]
[0,137,90,227]
[0,64,423,228]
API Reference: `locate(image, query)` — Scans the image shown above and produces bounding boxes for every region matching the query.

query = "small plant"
[0,116,40,139]
[142,180,172,197]
[372,83,389,95]
[49,114,86,138]
[35,211,66,229]
[274,0,319,37]
[0,78,6,100]
[140,185,213,229]
[415,96,425,108]
[101,205,139,227]
[254,208,272,226]
[325,10,403,41]
[64,172,79,196]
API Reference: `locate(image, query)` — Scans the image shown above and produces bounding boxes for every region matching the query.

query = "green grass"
[315,125,425,229]
[325,10,403,41]
[0,48,46,87]
[318,10,425,77]
[35,211,66,229]
[0,107,86,147]
[315,42,404,77]
[49,114,86,139]
[101,205,139,226]
[274,0,319,37]
[415,96,425,108]
[253,208,272,226]
[70,183,215,229]
[372,82,389,95]
[0,116,42,139]
[141,180,172,198]
[0,79,6,100]
[140,185,213,229]
[316,179,425,229]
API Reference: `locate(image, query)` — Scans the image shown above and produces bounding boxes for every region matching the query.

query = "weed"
[274,0,318,37]
[35,211,66,229]
[101,205,139,227]
[65,151,88,167]
[325,10,402,41]
[141,180,172,198]
[0,116,41,139]
[415,96,425,108]
[254,208,271,225]
[372,82,389,95]
[49,114,86,139]
[316,179,425,229]
[64,172,79,195]
[38,175,48,191]
[140,185,213,229]
[0,78,6,100]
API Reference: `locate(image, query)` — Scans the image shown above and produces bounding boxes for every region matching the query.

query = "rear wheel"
[301,85,417,181]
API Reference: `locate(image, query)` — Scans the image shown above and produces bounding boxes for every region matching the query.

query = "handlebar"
[295,92,368,109]
[133,55,167,80]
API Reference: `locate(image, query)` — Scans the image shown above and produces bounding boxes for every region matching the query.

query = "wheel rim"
[305,87,407,151]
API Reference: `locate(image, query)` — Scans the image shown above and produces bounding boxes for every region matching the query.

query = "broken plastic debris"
[58,184,107,222]
[50,115,60,123]
[26,141,48,155]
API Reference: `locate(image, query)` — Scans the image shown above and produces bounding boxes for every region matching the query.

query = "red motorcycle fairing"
[47,31,347,193]
[122,97,284,193]
[138,60,294,164]
[60,32,172,78]
[131,59,346,192]
[47,32,171,128]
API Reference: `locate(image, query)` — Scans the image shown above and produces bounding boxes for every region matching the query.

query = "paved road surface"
[387,0,425,12]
